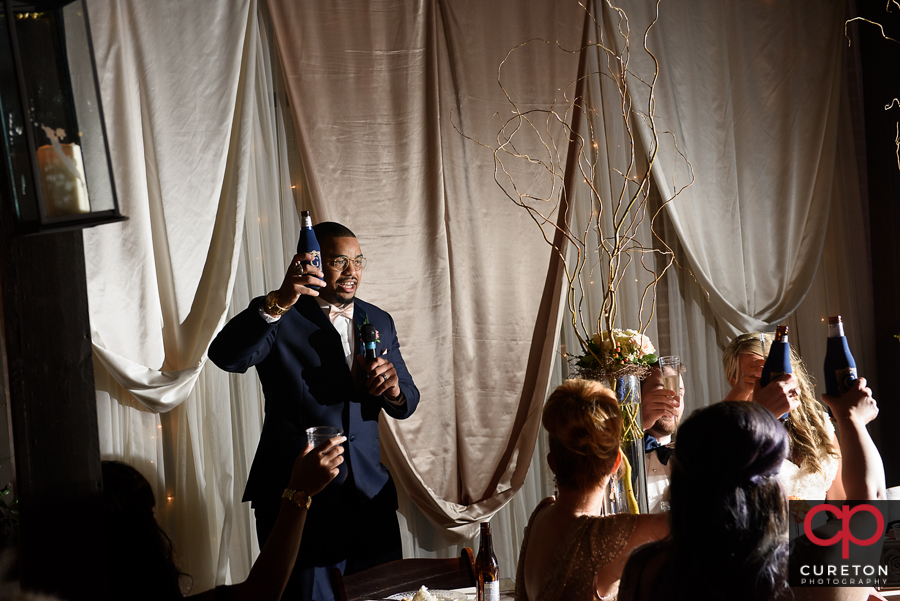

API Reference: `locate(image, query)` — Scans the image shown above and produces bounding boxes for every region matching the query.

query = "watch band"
[264,291,290,316]
[282,488,312,510]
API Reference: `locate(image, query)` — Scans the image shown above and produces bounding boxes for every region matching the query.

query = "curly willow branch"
[846,15,900,172]
[453,0,700,367]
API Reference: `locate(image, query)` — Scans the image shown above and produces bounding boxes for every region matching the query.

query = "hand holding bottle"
[274,252,326,308]
[750,372,801,417]
[820,377,877,426]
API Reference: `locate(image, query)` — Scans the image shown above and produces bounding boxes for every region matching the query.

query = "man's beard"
[651,415,677,437]
[333,278,357,305]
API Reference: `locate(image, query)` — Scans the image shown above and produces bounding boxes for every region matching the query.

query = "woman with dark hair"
[618,401,791,601]
[515,379,668,601]
[722,332,843,500]
[102,436,344,601]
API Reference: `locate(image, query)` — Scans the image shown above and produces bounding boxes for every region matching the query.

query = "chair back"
[330,547,476,601]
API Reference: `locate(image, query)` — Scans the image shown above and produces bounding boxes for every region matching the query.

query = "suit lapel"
[353,303,369,358]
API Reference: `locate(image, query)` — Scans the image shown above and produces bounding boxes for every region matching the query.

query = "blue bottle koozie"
[824,315,858,397]
[760,326,792,421]
[297,210,321,290]
[760,325,792,388]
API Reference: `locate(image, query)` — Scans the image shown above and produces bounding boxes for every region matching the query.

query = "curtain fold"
[85,0,255,410]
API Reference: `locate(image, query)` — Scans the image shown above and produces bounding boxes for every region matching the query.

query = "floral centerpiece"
[574,328,658,378]
[571,328,657,514]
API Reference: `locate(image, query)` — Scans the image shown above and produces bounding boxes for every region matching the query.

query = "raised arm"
[192,436,345,601]
[821,378,885,501]
[208,252,324,373]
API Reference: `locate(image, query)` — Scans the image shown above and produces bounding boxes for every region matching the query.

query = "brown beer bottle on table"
[476,522,499,601]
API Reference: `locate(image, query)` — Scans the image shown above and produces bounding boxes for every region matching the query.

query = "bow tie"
[645,435,672,466]
[324,303,354,323]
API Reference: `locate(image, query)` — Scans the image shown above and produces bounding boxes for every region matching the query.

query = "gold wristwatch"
[282,488,312,510]
[264,291,290,316]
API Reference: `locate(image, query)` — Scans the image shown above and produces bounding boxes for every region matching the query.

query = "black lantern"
[0,0,125,233]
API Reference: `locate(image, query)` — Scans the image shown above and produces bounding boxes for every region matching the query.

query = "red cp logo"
[804,504,884,559]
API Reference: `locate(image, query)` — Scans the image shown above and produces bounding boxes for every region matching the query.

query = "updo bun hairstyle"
[542,379,623,492]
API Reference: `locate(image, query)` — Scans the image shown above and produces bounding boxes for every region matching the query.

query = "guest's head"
[542,379,622,492]
[310,222,364,306]
[723,332,838,476]
[668,401,789,596]
[102,461,186,601]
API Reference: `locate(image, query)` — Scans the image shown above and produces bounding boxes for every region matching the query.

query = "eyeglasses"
[325,256,367,271]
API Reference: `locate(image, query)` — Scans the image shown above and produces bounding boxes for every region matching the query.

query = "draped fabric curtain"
[266,0,587,543]
[623,0,847,345]
[85,0,291,589]
[603,0,876,413]
[82,0,875,590]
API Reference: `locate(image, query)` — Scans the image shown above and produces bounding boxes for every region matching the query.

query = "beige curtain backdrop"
[84,0,286,589]
[266,0,587,543]
[82,0,876,589]
[603,0,876,413]
[624,0,847,344]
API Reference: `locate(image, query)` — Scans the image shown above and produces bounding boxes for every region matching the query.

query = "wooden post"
[0,199,109,599]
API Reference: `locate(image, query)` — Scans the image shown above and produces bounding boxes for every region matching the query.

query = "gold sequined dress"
[515,497,638,601]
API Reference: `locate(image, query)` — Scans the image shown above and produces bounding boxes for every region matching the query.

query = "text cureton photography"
[788,500,900,588]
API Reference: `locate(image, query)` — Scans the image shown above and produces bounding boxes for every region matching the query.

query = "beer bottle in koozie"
[824,315,858,397]
[297,210,321,290]
[760,325,792,387]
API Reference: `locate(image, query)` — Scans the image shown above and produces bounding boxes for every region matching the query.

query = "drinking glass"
[306,426,343,449]
[657,355,681,397]
[657,355,682,441]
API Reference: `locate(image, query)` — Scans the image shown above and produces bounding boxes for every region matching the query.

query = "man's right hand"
[274,253,325,309]
[641,387,680,430]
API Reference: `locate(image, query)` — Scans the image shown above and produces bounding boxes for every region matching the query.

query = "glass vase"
[604,374,649,514]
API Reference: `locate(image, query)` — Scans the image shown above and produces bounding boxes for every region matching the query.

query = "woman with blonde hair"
[515,379,667,601]
[722,332,843,500]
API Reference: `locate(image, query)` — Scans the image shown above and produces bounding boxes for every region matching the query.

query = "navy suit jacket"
[208,294,419,508]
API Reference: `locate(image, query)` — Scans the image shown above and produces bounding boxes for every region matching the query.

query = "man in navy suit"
[209,222,419,601]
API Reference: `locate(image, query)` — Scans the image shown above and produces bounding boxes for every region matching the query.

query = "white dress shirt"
[646,434,672,514]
